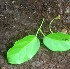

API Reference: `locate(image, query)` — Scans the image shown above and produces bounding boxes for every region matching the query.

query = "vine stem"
[49,18,55,33]
[49,15,61,33]
[36,18,45,37]
[39,29,45,36]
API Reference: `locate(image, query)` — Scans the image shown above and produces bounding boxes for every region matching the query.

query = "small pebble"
[61,29,67,34]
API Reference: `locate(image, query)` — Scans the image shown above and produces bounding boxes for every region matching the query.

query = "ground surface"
[0,0,70,69]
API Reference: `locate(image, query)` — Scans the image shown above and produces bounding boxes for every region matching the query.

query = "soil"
[0,0,70,69]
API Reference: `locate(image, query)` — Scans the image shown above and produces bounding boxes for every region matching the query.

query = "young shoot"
[49,15,61,33]
[36,18,45,37]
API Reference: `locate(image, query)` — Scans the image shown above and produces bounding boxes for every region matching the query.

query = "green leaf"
[7,35,40,64]
[43,32,70,51]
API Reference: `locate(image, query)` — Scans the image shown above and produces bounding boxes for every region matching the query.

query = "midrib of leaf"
[20,36,37,51]
[8,36,37,56]
[47,33,70,40]
[45,36,70,42]
[12,35,35,48]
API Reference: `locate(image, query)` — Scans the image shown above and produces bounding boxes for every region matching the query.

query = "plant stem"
[49,15,61,33]
[39,29,45,36]
[49,18,55,33]
[36,18,45,36]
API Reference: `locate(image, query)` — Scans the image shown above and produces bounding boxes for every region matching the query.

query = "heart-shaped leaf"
[43,32,70,51]
[7,35,40,64]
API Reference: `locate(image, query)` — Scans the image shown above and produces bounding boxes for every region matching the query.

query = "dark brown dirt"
[0,0,70,69]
